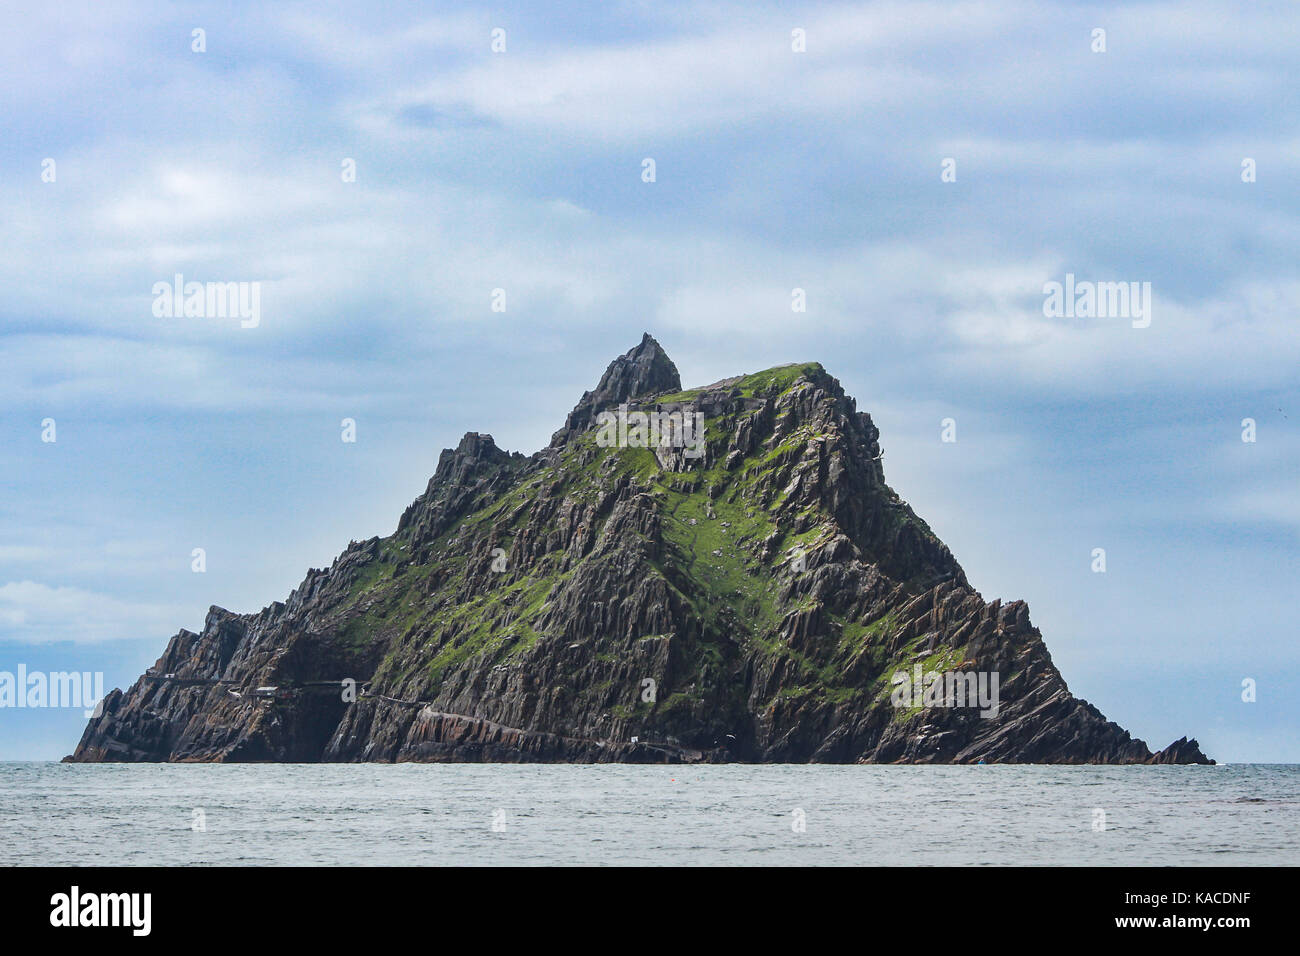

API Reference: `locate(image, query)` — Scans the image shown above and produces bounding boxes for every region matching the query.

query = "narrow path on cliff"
[360,693,707,761]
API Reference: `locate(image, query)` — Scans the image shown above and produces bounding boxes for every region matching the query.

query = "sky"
[1,0,1296,761]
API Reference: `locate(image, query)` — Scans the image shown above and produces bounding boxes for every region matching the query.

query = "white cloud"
[0,581,187,645]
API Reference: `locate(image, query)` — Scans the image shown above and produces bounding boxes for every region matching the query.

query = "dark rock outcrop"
[67,335,1212,765]
[1149,736,1212,765]
[551,332,682,444]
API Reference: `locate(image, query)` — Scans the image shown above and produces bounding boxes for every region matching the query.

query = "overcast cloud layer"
[2,1,1296,760]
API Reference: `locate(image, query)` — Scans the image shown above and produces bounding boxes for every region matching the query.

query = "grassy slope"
[324,363,973,731]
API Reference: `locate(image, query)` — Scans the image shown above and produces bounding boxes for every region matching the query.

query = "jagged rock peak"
[596,332,681,401]
[449,431,506,461]
[552,333,682,444]
[430,432,514,483]
[394,432,525,542]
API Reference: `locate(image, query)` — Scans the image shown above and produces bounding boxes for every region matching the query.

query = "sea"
[2,762,1296,866]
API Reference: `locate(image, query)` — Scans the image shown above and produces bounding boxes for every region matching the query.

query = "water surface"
[2,762,1295,865]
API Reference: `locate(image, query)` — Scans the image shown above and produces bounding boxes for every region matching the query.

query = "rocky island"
[68,334,1212,765]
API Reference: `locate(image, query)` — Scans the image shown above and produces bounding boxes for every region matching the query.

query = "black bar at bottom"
[4,866,1285,942]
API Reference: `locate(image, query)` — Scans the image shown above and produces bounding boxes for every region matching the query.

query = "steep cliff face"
[68,335,1212,764]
